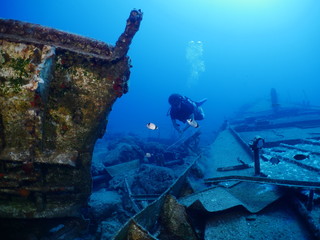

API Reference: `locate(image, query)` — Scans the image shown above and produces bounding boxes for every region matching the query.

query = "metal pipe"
[253,148,261,176]
[249,136,264,176]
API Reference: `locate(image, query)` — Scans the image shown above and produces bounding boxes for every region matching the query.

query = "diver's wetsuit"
[169,97,204,123]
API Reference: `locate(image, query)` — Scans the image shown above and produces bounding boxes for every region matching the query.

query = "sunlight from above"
[202,0,278,9]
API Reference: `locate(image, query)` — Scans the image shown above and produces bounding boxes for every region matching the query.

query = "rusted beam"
[124,178,141,213]
[205,175,320,189]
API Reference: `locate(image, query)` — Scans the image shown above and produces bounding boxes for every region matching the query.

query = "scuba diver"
[168,93,207,134]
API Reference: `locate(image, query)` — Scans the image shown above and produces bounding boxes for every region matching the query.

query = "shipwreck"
[0,9,142,220]
[1,8,320,240]
[109,91,320,240]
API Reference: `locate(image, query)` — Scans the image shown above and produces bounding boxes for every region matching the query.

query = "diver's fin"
[195,98,207,106]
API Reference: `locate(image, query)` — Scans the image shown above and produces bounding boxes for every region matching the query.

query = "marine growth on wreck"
[0,9,143,218]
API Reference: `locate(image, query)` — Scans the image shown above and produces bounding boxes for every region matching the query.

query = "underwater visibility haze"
[2,0,320,140]
[2,1,320,239]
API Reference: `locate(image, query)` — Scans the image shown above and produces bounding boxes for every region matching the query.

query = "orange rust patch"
[18,189,30,197]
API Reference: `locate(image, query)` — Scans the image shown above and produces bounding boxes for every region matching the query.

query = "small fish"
[187,119,199,128]
[146,123,158,130]
[145,153,152,158]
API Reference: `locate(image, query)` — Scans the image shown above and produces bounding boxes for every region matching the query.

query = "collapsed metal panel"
[179,182,283,214]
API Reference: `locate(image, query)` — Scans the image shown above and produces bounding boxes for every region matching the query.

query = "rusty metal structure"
[0,10,142,218]
[1,9,320,239]
[112,97,320,239]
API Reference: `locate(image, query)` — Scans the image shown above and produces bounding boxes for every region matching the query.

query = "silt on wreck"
[0,10,142,218]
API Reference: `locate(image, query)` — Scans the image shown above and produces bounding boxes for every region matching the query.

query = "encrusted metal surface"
[0,10,142,218]
[179,182,283,213]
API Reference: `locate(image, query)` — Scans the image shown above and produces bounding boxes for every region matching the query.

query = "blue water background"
[2,0,320,140]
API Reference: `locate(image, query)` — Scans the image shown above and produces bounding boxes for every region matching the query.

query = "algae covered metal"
[0,9,142,218]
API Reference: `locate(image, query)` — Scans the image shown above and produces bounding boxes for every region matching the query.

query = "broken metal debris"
[112,99,320,239]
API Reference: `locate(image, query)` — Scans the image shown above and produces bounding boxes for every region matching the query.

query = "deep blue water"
[2,0,320,140]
